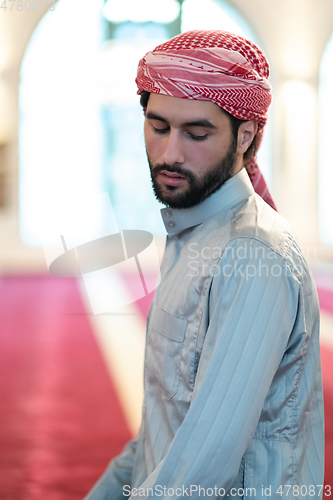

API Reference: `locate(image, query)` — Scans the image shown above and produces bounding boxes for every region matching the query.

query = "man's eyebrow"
[145,111,217,129]
[183,119,217,129]
[145,111,168,123]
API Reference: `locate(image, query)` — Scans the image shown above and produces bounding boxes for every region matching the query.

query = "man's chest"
[144,225,229,403]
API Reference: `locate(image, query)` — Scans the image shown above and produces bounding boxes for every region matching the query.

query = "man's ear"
[143,107,147,117]
[237,120,258,155]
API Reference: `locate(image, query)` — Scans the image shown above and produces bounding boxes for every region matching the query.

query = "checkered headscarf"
[136,30,276,210]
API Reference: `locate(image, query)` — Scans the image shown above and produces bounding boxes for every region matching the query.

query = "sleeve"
[129,238,300,499]
[83,437,138,500]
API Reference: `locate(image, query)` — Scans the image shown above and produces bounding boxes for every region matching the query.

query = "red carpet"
[322,346,333,492]
[0,275,131,500]
[317,287,333,315]
[317,287,333,492]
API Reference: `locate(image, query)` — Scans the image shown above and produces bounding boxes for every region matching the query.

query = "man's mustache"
[151,163,193,180]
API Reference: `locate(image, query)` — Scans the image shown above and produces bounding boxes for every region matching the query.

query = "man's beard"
[148,137,238,209]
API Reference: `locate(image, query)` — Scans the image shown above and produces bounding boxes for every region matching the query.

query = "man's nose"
[162,130,185,166]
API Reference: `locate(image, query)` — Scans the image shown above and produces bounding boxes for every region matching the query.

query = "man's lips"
[158,170,187,187]
[160,170,186,178]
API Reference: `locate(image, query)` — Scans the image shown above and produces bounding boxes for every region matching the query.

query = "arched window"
[319,34,333,246]
[20,0,272,245]
[19,0,105,246]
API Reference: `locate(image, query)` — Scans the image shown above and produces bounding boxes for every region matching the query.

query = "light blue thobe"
[84,168,325,500]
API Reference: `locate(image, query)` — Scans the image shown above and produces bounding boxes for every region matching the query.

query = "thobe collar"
[160,167,255,235]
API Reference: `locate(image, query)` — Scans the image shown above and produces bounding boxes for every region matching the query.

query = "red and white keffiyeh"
[136,30,277,211]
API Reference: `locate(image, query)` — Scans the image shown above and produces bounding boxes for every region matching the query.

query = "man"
[85,30,324,499]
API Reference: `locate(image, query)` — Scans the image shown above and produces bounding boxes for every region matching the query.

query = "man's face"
[144,93,242,209]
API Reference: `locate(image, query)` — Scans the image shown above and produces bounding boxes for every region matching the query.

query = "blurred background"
[0,0,333,499]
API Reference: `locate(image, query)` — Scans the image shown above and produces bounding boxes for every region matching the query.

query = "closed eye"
[153,126,169,135]
[187,132,208,142]
[151,123,208,141]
